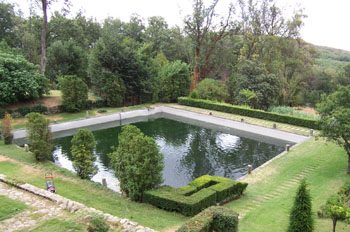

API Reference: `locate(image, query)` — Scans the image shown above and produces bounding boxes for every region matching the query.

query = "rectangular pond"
[49,112,293,192]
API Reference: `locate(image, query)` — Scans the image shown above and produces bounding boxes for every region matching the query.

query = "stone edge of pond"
[0,174,157,232]
[13,105,309,145]
[237,137,312,181]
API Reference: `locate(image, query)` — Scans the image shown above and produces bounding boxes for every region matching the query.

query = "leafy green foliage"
[1,113,13,145]
[288,179,313,232]
[71,129,97,180]
[317,86,350,174]
[98,71,126,107]
[228,59,280,110]
[143,175,247,216]
[319,182,350,232]
[157,60,191,102]
[88,20,156,102]
[15,105,48,117]
[196,78,228,102]
[0,42,49,106]
[25,113,53,161]
[178,97,320,129]
[109,125,164,201]
[87,214,110,232]
[177,206,239,232]
[46,40,88,84]
[189,89,199,99]
[60,75,88,112]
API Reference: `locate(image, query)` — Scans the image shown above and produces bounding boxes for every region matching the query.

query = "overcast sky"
[9,0,350,51]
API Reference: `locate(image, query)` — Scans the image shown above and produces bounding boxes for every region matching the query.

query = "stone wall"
[0,174,157,232]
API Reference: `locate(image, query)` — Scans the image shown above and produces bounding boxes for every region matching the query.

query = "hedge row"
[143,175,248,216]
[178,97,320,129]
[0,105,48,118]
[177,206,239,232]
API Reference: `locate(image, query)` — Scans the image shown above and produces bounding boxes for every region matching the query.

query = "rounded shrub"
[189,89,199,99]
[25,113,53,161]
[71,129,97,180]
[196,78,228,102]
[109,125,164,201]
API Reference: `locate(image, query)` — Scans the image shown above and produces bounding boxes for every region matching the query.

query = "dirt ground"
[2,90,62,110]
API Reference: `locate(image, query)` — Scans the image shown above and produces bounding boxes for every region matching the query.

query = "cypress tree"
[288,179,313,232]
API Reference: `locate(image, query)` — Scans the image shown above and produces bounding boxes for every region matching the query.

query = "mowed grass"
[26,218,83,232]
[0,195,27,221]
[227,138,350,232]
[0,141,187,231]
[1,129,350,230]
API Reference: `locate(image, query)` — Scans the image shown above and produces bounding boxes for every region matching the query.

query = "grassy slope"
[0,195,27,221]
[227,138,350,232]
[0,141,186,231]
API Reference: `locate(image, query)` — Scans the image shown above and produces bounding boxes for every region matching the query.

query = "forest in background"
[1,0,350,110]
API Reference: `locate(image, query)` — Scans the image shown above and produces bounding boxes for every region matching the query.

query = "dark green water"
[52,118,285,189]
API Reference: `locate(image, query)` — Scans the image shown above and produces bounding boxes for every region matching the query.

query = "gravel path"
[0,182,65,232]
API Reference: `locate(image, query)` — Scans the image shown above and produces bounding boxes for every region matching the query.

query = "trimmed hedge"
[143,175,247,216]
[178,97,320,129]
[177,206,239,232]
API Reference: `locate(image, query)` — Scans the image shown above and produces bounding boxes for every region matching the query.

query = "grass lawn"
[227,138,350,232]
[0,141,187,231]
[24,218,83,232]
[1,104,349,231]
[0,195,27,221]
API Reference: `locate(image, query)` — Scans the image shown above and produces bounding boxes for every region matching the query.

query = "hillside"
[314,45,350,70]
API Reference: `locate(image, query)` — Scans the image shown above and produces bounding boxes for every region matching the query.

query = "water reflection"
[52,118,286,189]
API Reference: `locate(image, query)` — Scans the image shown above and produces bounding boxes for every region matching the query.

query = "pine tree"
[288,179,313,232]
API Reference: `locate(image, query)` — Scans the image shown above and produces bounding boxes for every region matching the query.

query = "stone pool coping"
[13,106,309,144]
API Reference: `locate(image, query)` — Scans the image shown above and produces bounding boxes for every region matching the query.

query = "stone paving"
[0,176,157,232]
[0,181,65,232]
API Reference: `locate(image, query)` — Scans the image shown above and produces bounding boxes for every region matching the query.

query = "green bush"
[178,97,320,129]
[288,179,313,232]
[87,214,110,232]
[25,113,53,161]
[15,105,48,117]
[189,89,199,99]
[60,75,88,112]
[0,43,50,106]
[71,129,97,180]
[143,175,248,216]
[196,78,228,102]
[158,60,191,103]
[109,125,164,201]
[177,206,239,232]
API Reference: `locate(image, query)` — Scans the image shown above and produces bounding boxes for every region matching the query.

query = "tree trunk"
[333,219,337,232]
[40,0,48,74]
[192,46,201,90]
[347,152,350,174]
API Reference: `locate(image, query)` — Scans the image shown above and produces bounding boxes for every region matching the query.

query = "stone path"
[238,158,326,218]
[0,181,66,232]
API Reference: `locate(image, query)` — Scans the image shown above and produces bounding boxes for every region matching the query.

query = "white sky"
[9,0,350,51]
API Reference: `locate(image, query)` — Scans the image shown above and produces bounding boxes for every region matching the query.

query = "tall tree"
[184,0,236,89]
[35,0,70,74]
[317,86,350,174]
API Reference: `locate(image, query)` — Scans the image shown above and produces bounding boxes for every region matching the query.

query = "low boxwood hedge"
[178,97,320,129]
[143,175,247,216]
[177,206,239,232]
